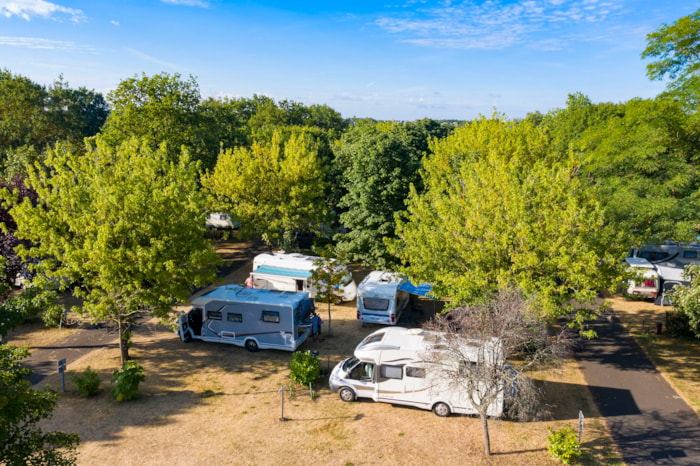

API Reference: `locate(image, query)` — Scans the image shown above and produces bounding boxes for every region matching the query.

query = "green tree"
[203,129,328,249]
[308,251,347,335]
[101,73,217,169]
[390,117,623,321]
[333,120,432,268]
[0,344,79,465]
[669,265,700,338]
[643,8,700,109]
[5,137,220,365]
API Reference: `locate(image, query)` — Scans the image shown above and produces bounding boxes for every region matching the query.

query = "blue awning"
[253,265,311,279]
[398,280,435,298]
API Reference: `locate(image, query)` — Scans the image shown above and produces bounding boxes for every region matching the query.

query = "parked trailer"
[356,271,410,325]
[177,285,316,352]
[329,327,507,417]
[250,252,357,302]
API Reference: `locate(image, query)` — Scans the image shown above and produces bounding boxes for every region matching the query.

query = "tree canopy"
[5,137,220,365]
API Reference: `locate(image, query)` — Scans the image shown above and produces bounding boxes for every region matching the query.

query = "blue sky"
[0,0,697,121]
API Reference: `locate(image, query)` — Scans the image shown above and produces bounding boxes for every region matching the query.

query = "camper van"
[357,271,410,325]
[176,285,317,352]
[329,327,507,417]
[629,241,700,268]
[625,257,661,299]
[250,252,357,302]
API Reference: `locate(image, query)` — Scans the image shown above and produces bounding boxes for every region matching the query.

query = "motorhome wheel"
[245,339,259,352]
[432,402,451,417]
[338,387,356,402]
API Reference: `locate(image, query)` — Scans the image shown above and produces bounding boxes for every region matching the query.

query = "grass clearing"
[7,240,622,465]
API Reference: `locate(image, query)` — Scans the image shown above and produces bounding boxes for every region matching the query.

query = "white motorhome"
[356,271,410,326]
[206,212,239,230]
[250,252,357,302]
[176,285,317,352]
[329,327,507,417]
[625,257,660,299]
[629,241,700,268]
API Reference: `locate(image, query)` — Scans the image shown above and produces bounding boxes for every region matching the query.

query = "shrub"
[111,361,145,401]
[289,350,320,387]
[547,425,581,464]
[71,366,101,397]
[665,310,694,339]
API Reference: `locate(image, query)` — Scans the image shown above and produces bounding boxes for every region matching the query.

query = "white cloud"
[111,19,119,26]
[124,47,182,70]
[161,0,209,7]
[0,35,96,52]
[0,0,85,23]
[374,0,624,50]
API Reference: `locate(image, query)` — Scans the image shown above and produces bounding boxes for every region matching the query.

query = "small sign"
[57,358,67,373]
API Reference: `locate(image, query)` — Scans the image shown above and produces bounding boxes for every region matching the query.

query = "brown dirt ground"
[9,241,620,465]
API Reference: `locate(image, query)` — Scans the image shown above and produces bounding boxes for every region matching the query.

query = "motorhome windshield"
[342,356,359,372]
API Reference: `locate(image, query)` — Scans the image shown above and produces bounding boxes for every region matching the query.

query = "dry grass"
[606,296,700,414]
[8,241,620,465]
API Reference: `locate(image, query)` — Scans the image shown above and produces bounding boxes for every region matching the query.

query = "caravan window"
[379,365,403,381]
[406,366,426,378]
[207,311,222,320]
[227,313,243,323]
[363,297,390,311]
[261,310,280,323]
[684,251,698,259]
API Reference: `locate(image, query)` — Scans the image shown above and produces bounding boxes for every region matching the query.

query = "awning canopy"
[252,265,311,279]
[398,280,435,298]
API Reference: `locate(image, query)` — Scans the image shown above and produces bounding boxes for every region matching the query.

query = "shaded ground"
[577,314,700,464]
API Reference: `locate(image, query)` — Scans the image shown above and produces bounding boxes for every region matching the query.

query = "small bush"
[111,361,145,401]
[289,350,320,387]
[547,425,581,464]
[665,310,694,339]
[71,366,101,397]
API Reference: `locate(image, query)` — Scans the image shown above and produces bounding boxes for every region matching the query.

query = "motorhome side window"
[261,310,280,323]
[363,297,390,311]
[684,251,698,259]
[406,366,426,378]
[349,362,374,380]
[379,365,403,381]
[227,313,242,323]
[207,311,222,320]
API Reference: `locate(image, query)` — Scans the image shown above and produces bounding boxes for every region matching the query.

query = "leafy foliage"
[547,425,582,464]
[203,129,328,249]
[0,344,79,465]
[391,117,622,320]
[669,265,700,338]
[309,250,348,335]
[643,8,700,110]
[289,350,321,387]
[70,366,101,397]
[0,287,62,339]
[5,137,220,365]
[111,360,145,401]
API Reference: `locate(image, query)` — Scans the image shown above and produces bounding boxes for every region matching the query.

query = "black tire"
[432,402,451,417]
[338,387,356,402]
[245,339,259,352]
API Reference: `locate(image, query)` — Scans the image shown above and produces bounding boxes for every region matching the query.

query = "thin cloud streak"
[0,35,96,52]
[160,0,209,7]
[0,0,85,23]
[124,47,183,71]
[374,0,624,50]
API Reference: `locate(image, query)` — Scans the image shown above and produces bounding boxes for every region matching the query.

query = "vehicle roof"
[192,285,309,306]
[625,257,655,268]
[358,271,406,297]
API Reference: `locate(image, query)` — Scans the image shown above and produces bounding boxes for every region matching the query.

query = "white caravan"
[206,212,239,230]
[625,257,661,299]
[250,252,357,302]
[356,271,410,326]
[329,327,507,417]
[176,285,317,352]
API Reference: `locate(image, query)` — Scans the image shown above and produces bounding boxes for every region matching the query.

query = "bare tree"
[422,287,569,456]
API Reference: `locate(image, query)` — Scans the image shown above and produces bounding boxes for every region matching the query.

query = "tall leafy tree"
[101,73,217,169]
[5,137,220,365]
[390,117,623,321]
[333,120,435,268]
[203,129,328,249]
[643,8,700,110]
[0,344,79,465]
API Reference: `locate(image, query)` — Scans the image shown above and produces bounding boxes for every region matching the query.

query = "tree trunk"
[481,414,491,456]
[118,319,130,367]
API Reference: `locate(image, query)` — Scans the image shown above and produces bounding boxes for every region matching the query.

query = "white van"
[329,327,506,417]
[356,271,410,325]
[250,252,357,302]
